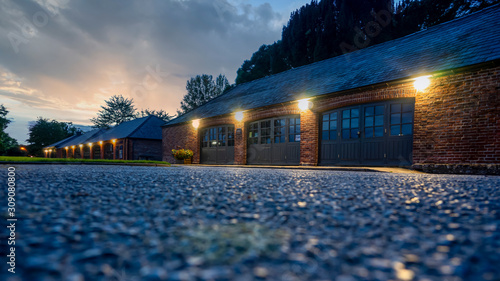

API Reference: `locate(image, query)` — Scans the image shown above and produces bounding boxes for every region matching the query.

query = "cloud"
[0,0,306,142]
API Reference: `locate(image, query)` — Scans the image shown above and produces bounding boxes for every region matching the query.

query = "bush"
[172,149,193,160]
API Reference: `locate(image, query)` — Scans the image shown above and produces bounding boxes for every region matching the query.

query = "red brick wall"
[162,124,199,164]
[413,66,500,164]
[162,64,500,167]
[128,139,162,161]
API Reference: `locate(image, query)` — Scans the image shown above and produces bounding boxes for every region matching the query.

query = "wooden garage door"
[320,98,414,166]
[247,115,300,165]
[200,125,235,164]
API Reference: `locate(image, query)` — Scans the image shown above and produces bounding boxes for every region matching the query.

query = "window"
[342,108,360,139]
[218,127,226,147]
[390,103,414,136]
[274,119,286,143]
[260,120,271,144]
[288,117,301,142]
[209,128,217,147]
[228,127,235,147]
[248,122,259,145]
[201,129,209,148]
[364,105,385,138]
[322,112,338,141]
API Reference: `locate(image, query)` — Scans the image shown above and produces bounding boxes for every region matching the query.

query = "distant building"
[44,116,164,161]
[162,5,500,172]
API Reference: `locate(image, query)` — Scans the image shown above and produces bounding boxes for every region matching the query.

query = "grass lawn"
[0,156,170,165]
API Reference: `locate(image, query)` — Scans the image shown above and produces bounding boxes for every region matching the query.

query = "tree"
[0,105,18,156]
[27,118,79,157]
[91,95,136,128]
[137,109,173,122]
[178,74,231,115]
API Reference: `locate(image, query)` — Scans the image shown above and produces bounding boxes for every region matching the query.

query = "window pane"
[330,131,337,140]
[365,107,374,116]
[322,121,329,131]
[391,104,401,113]
[365,116,374,127]
[365,127,373,138]
[351,129,358,139]
[296,125,300,133]
[342,129,350,139]
[322,114,328,121]
[280,136,285,143]
[342,119,350,129]
[343,110,350,119]
[376,105,385,115]
[330,112,337,120]
[375,116,384,126]
[228,140,235,147]
[402,103,414,112]
[391,113,401,124]
[402,112,413,124]
[351,118,359,128]
[329,121,337,130]
[391,125,400,136]
[374,126,384,137]
[402,124,413,135]
[351,109,359,118]
[275,137,280,143]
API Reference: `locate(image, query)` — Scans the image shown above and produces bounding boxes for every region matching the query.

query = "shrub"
[172,149,193,160]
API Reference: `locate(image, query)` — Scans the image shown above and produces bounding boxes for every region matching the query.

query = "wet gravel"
[1,165,499,281]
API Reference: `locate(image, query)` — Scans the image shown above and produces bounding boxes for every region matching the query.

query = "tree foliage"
[27,117,79,156]
[137,109,173,122]
[91,95,137,128]
[0,105,18,156]
[178,74,231,115]
[235,0,499,84]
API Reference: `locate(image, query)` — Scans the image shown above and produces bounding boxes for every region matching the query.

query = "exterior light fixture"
[44,150,48,153]
[192,119,200,129]
[112,139,117,143]
[64,147,68,150]
[414,76,431,92]
[79,144,83,148]
[71,145,75,149]
[298,99,313,111]
[235,111,244,122]
[88,142,92,147]
[99,141,103,145]
[20,147,27,151]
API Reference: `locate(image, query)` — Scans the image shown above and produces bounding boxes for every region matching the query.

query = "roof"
[166,4,500,126]
[44,116,164,148]
[87,115,164,143]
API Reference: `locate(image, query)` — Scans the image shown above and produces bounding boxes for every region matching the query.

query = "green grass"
[0,156,170,165]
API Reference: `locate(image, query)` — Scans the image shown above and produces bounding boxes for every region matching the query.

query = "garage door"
[320,98,414,166]
[247,115,300,165]
[200,125,235,164]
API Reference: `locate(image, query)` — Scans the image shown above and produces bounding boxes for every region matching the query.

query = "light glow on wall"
[99,141,103,145]
[192,119,200,129]
[298,99,313,111]
[235,111,244,121]
[414,76,431,91]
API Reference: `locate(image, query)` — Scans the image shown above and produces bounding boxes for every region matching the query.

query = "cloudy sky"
[0,0,309,143]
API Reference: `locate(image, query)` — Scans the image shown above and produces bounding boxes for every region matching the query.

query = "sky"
[0,0,310,144]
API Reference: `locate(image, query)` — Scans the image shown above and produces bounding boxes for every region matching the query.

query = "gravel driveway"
[1,165,499,281]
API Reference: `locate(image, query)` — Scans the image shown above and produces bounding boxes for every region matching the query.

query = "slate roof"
[45,116,164,148]
[166,4,500,126]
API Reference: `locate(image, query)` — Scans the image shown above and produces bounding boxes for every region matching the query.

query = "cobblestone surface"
[1,165,499,281]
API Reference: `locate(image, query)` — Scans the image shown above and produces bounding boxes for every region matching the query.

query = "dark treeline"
[235,0,499,85]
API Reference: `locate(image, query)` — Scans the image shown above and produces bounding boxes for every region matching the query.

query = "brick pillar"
[112,142,116,159]
[300,109,319,166]
[234,120,246,165]
[189,126,200,164]
[89,145,93,159]
[100,143,104,159]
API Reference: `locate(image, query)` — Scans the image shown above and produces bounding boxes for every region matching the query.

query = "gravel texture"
[1,165,499,281]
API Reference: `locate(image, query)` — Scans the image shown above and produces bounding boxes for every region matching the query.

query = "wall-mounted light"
[112,139,117,143]
[64,147,68,150]
[192,119,200,129]
[414,76,431,92]
[88,142,92,147]
[71,145,75,149]
[235,111,244,122]
[99,141,103,145]
[298,99,313,111]
[79,144,83,148]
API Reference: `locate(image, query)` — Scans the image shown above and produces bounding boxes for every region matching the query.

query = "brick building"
[163,6,500,172]
[45,116,164,161]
